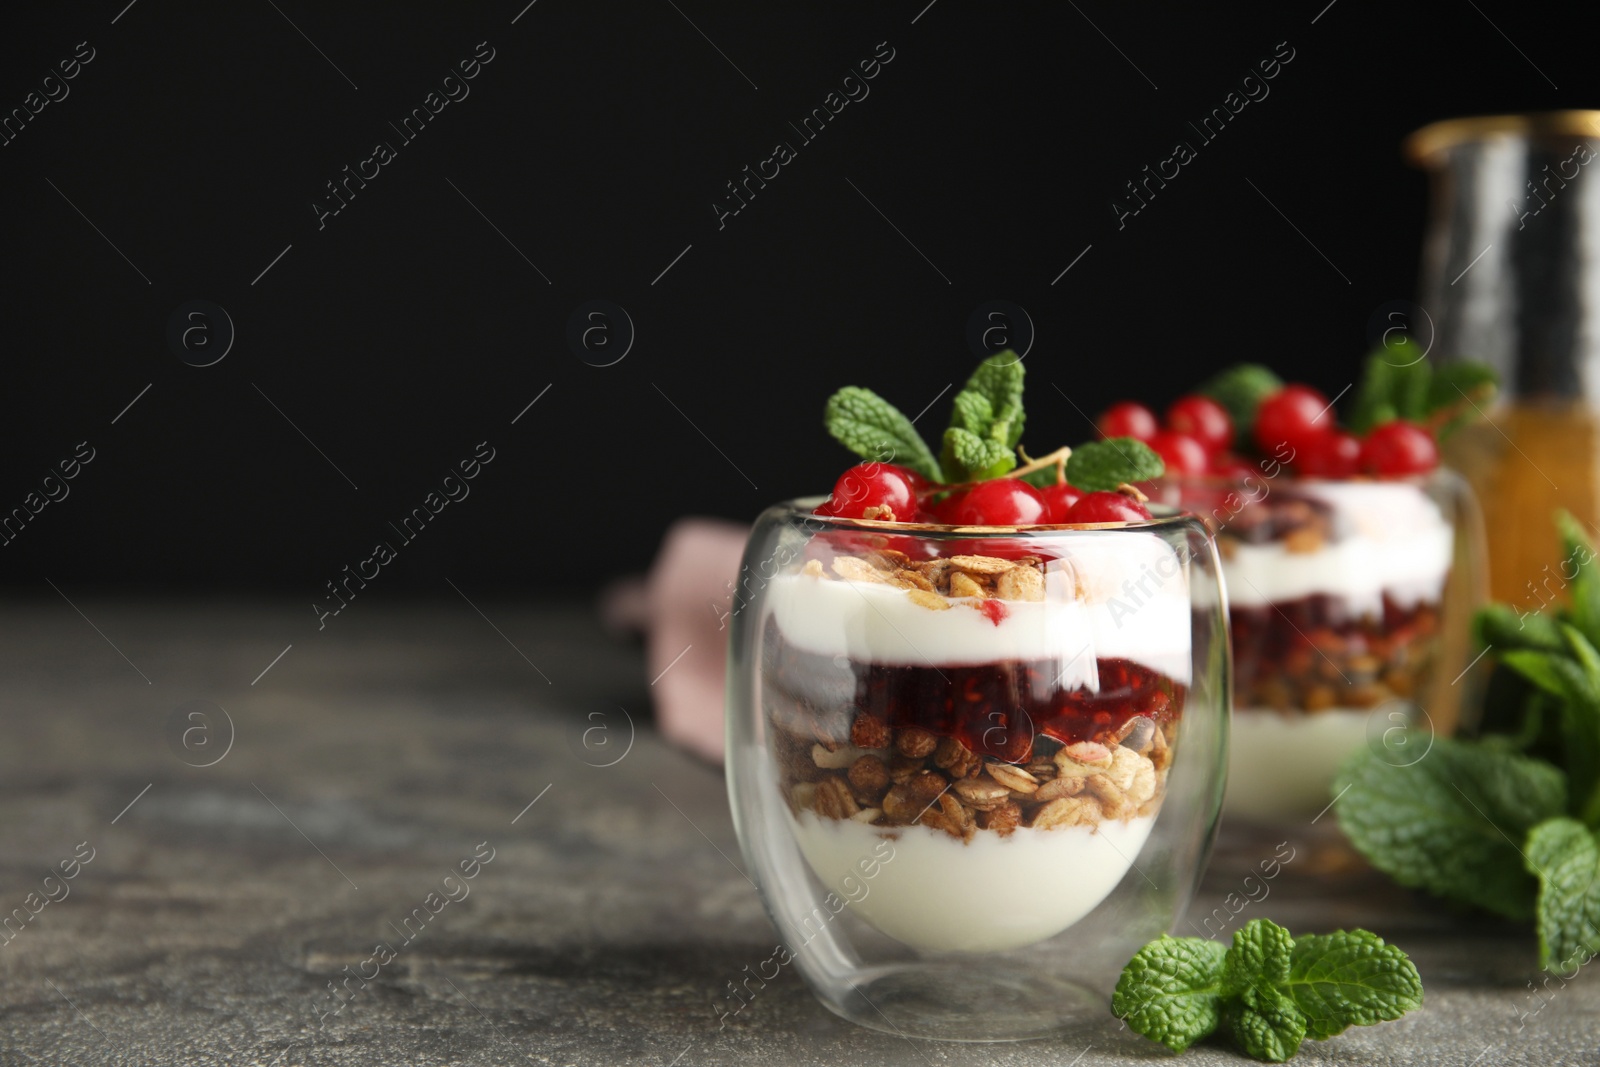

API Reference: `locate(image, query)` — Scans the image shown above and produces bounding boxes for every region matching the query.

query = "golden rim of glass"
[1406,110,1600,164]
[782,496,1193,533]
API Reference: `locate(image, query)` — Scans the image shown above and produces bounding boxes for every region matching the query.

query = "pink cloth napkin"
[604,519,749,764]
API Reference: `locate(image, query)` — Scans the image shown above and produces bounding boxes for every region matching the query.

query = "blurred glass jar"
[724,502,1228,1041]
[1407,112,1600,608]
[1149,470,1481,819]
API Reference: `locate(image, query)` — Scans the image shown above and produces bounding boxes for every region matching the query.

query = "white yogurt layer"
[767,532,1192,685]
[1221,481,1453,614]
[790,810,1156,954]
[1224,709,1369,818]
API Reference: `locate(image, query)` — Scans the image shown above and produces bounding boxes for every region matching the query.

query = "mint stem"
[1581,780,1600,828]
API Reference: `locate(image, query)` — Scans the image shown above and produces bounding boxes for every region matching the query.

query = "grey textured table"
[1,600,1593,1065]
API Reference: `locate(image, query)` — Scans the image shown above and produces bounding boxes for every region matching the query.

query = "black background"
[0,1,1587,596]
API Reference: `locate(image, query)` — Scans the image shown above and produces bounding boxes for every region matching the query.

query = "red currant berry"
[950,479,1048,526]
[892,465,931,493]
[1359,421,1439,476]
[821,463,919,520]
[1166,395,1234,453]
[928,489,967,524]
[1097,401,1159,442]
[1064,492,1153,524]
[1147,431,1209,477]
[1296,430,1361,478]
[1039,483,1083,523]
[1254,385,1334,455]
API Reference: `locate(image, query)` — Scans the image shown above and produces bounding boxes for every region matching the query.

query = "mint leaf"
[1426,362,1497,413]
[1425,361,1499,439]
[1199,364,1282,439]
[823,386,941,481]
[963,352,1026,449]
[1558,626,1600,824]
[1348,350,1399,433]
[1066,438,1164,493]
[1111,936,1228,1053]
[1556,510,1600,648]
[1526,817,1600,971]
[938,354,1026,480]
[1526,819,1600,971]
[1396,359,1433,420]
[1335,736,1567,920]
[1474,602,1566,655]
[948,390,993,436]
[1501,648,1594,703]
[941,427,1015,482]
[1349,348,1431,434]
[1228,985,1307,1063]
[1562,624,1600,690]
[1500,639,1600,817]
[1286,930,1424,1040]
[1225,919,1294,996]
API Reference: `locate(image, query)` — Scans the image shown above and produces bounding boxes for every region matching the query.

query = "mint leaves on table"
[1113,919,1423,1062]
[1287,931,1426,1038]
[822,351,1165,493]
[1334,736,1566,920]
[1114,936,1229,1053]
[1337,511,1600,971]
[1526,818,1600,972]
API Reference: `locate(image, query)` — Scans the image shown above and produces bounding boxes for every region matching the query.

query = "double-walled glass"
[725,501,1229,1041]
[1148,469,1484,819]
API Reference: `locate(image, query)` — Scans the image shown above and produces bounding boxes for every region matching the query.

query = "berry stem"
[1005,446,1072,484]
[931,446,1071,497]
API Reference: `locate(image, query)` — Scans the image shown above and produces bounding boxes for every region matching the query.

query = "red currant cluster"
[813,463,1151,526]
[1096,386,1439,481]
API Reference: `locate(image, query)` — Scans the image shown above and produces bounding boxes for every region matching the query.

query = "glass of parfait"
[1152,467,1480,818]
[724,501,1229,1041]
[1124,378,1487,820]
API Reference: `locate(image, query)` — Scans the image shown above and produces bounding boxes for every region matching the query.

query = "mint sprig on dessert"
[1065,438,1166,492]
[1337,511,1600,973]
[940,354,1025,481]
[1346,338,1499,436]
[819,352,1165,525]
[822,386,942,482]
[1197,363,1283,441]
[1113,919,1423,1062]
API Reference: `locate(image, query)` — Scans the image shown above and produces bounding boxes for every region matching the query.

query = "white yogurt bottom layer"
[1224,709,1369,819]
[789,809,1155,954]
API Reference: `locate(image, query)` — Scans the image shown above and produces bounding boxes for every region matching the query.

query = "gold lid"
[1405,110,1600,164]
